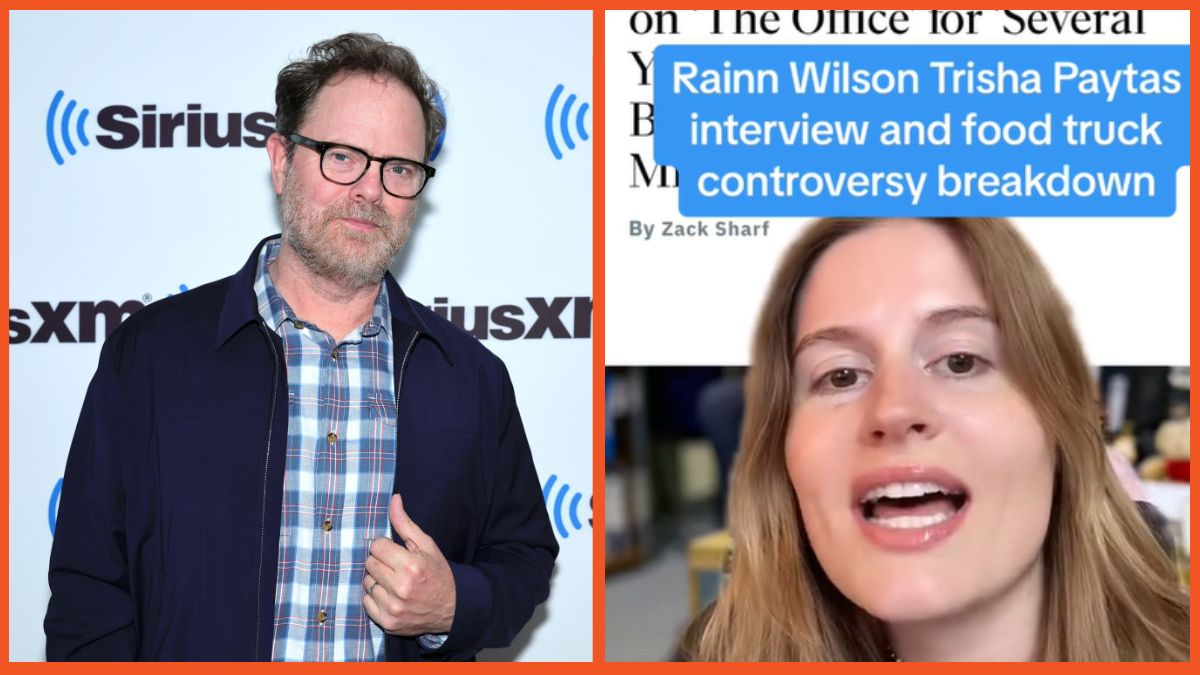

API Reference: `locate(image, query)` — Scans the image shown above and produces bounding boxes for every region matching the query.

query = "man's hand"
[363,493,456,636]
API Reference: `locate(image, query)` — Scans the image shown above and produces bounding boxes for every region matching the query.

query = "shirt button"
[331,348,338,360]
[316,609,327,624]
[292,320,305,329]
[322,518,333,532]
[327,431,337,444]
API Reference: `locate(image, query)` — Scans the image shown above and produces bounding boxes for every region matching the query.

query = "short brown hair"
[275,33,445,161]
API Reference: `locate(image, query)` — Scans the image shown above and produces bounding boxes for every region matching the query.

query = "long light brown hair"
[685,218,1189,661]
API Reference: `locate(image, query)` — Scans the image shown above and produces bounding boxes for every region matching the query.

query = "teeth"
[860,482,957,503]
[869,512,952,529]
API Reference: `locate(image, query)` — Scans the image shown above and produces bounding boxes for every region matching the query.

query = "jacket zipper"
[255,321,282,661]
[395,332,418,412]
[383,331,420,662]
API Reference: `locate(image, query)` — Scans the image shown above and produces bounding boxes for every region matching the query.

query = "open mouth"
[859,482,969,530]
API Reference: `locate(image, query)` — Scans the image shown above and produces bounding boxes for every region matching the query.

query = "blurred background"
[603,365,1190,661]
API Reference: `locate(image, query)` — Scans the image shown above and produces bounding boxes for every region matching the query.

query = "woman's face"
[785,220,1055,624]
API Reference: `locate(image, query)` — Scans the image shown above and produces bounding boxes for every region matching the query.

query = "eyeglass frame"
[286,132,436,198]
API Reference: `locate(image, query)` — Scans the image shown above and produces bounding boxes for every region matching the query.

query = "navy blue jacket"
[45,236,558,661]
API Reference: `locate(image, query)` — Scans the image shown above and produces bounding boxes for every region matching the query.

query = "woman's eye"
[829,368,858,387]
[813,367,869,393]
[947,353,975,373]
[933,352,990,377]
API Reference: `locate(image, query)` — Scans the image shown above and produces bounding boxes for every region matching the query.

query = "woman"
[684,218,1188,661]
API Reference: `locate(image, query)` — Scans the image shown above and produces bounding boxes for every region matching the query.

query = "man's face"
[268,71,426,289]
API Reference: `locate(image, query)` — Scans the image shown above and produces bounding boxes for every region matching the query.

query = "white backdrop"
[9,11,592,661]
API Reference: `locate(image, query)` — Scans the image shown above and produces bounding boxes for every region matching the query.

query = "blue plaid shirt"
[255,240,395,661]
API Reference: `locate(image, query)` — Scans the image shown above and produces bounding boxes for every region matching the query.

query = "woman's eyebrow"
[792,326,863,360]
[922,305,995,328]
[793,307,994,358]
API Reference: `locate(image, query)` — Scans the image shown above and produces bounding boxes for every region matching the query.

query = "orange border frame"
[599,5,1197,671]
[1,3,1196,672]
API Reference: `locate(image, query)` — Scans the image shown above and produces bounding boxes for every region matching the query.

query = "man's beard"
[278,170,414,290]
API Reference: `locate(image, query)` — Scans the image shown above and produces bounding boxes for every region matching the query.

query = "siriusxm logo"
[12,288,588,344]
[10,284,188,344]
[429,89,446,162]
[49,477,63,536]
[430,296,591,340]
[46,91,90,165]
[48,88,450,165]
[542,474,591,540]
[47,90,273,165]
[12,300,143,344]
[544,84,590,160]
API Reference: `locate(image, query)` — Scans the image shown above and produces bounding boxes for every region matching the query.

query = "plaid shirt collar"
[254,238,390,340]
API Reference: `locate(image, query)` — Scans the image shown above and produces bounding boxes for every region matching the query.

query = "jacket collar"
[215,234,451,364]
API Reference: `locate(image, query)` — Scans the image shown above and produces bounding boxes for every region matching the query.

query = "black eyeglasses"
[287,133,436,198]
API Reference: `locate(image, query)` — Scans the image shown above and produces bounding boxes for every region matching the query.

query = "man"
[45,33,558,661]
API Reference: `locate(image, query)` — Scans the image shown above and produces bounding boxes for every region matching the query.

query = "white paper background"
[605,10,1190,366]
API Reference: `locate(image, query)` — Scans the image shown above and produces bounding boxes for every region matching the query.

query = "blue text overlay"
[654,45,1189,217]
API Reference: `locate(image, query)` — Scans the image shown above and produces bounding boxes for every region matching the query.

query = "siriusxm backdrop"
[9,11,592,661]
